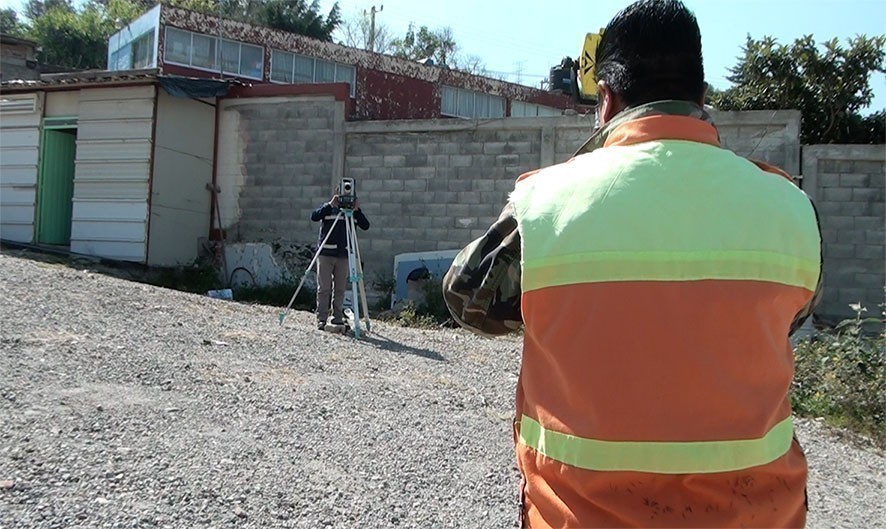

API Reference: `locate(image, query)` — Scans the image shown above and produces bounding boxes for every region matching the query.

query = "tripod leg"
[344,212,363,337]
[279,211,342,325]
[351,219,371,333]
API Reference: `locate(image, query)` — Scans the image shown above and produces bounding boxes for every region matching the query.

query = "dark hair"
[595,0,705,106]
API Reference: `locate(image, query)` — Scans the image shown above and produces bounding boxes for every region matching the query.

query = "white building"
[0,70,226,265]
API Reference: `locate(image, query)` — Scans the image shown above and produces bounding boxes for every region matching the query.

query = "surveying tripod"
[278,208,371,338]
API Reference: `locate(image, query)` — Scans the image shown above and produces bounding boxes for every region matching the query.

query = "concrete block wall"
[713,110,802,176]
[551,110,802,174]
[342,111,801,284]
[217,102,802,293]
[216,95,343,246]
[802,145,885,322]
[344,117,590,283]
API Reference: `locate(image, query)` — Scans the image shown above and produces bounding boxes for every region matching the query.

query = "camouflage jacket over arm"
[442,202,523,337]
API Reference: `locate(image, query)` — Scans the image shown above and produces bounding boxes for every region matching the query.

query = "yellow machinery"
[578,32,603,99]
[549,30,604,103]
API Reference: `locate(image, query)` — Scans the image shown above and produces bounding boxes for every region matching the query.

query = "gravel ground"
[1,250,883,529]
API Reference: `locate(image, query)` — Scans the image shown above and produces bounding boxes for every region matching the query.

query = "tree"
[336,8,392,54]
[1,8,28,37]
[27,0,141,69]
[23,0,74,21]
[392,23,456,65]
[704,84,723,106]
[389,23,486,75]
[164,0,341,42]
[259,0,340,41]
[712,34,886,144]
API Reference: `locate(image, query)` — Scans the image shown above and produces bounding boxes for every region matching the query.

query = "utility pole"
[217,0,224,79]
[365,5,383,52]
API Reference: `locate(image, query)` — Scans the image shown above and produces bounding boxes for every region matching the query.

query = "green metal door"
[36,128,77,245]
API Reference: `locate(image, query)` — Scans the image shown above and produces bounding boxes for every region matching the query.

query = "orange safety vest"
[509,115,820,528]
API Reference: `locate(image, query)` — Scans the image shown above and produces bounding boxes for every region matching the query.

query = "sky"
[3,0,884,112]
[326,0,886,113]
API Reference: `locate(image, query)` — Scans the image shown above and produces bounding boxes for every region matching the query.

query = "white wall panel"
[76,119,154,141]
[72,199,147,222]
[1,128,40,147]
[147,90,214,266]
[0,147,39,166]
[0,166,39,185]
[73,181,150,200]
[69,240,145,261]
[78,99,154,120]
[75,160,152,180]
[0,204,36,223]
[0,92,42,242]
[76,140,152,161]
[71,220,146,241]
[0,188,37,205]
[44,91,79,118]
[73,86,155,262]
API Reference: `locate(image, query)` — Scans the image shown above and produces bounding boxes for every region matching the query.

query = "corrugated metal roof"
[1,68,161,92]
[0,69,247,93]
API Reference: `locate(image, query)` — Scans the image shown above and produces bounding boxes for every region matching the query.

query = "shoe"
[330,317,345,326]
[317,320,326,330]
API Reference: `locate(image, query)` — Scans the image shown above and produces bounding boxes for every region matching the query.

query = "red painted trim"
[524,91,573,109]
[209,94,223,241]
[356,68,438,120]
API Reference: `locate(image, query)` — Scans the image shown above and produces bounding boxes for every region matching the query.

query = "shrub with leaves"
[792,302,885,446]
[713,34,886,144]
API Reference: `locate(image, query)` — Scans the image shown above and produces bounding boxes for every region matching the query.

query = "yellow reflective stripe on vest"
[522,250,820,292]
[518,415,794,474]
[511,141,821,293]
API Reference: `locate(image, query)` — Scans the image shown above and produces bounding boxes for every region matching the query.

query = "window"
[239,43,263,79]
[165,28,191,64]
[163,27,263,80]
[269,49,356,96]
[441,86,458,116]
[221,39,239,74]
[335,64,355,88]
[315,59,336,83]
[457,88,473,117]
[110,45,130,71]
[108,31,154,70]
[131,32,154,69]
[191,33,217,69]
[294,55,313,83]
[270,50,294,83]
[441,86,505,119]
[512,101,562,117]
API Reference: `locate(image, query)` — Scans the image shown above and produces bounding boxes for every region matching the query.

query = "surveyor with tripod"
[310,186,370,330]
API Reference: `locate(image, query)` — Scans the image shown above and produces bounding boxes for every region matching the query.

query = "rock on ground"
[0,250,883,528]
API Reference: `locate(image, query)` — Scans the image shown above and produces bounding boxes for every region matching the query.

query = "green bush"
[395,302,441,328]
[792,303,885,447]
[374,272,453,329]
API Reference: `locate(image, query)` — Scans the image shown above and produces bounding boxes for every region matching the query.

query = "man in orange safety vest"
[443,1,822,527]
